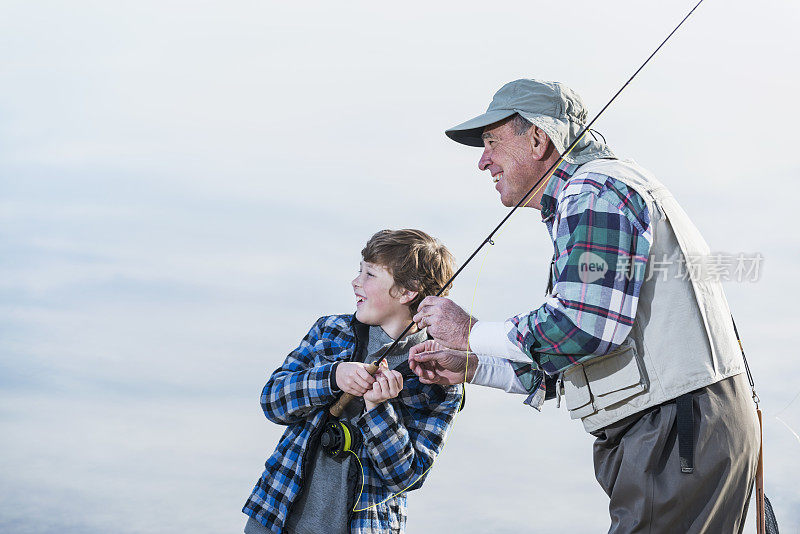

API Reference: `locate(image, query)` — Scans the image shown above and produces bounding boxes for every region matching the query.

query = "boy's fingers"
[389,371,403,391]
[378,377,389,394]
[388,373,402,396]
[346,381,366,395]
[352,375,372,391]
[356,367,377,383]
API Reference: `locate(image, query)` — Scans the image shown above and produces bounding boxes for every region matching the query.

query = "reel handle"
[329,361,380,417]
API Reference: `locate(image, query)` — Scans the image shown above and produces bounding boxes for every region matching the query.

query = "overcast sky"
[2,1,799,532]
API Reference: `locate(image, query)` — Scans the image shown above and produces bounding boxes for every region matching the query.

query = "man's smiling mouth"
[492,172,503,184]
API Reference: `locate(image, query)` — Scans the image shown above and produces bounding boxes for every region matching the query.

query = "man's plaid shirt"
[243,314,462,533]
[508,159,653,389]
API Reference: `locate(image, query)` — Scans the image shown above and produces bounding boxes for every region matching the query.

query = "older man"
[409,79,759,533]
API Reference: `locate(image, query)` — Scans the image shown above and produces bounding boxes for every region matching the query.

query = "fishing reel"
[320,419,362,458]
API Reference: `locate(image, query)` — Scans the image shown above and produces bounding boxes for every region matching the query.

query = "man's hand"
[363,361,403,411]
[412,296,477,351]
[335,362,377,396]
[408,340,478,386]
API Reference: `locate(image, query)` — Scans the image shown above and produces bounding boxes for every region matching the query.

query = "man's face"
[351,260,410,327]
[478,119,543,208]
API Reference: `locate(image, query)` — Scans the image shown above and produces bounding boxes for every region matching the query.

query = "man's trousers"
[592,372,760,534]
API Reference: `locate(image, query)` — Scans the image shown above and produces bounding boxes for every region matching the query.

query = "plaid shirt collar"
[540,159,582,221]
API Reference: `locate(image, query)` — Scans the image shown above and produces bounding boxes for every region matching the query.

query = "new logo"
[578,252,608,283]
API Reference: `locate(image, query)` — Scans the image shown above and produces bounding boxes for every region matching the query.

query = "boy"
[243,229,463,534]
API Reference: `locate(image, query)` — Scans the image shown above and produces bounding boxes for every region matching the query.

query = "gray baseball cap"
[445,79,614,164]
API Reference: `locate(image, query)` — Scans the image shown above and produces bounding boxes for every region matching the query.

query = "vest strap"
[676,393,695,474]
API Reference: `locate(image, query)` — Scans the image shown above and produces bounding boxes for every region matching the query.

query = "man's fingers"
[419,374,443,385]
[411,349,447,362]
[414,298,443,324]
[409,340,437,359]
[418,296,436,311]
[419,366,439,382]
[412,304,432,325]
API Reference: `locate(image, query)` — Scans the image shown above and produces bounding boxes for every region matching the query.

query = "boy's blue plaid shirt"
[508,160,653,397]
[243,314,462,533]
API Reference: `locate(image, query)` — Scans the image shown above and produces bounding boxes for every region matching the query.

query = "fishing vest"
[556,158,745,432]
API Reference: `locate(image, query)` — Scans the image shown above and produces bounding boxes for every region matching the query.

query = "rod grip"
[329,362,380,417]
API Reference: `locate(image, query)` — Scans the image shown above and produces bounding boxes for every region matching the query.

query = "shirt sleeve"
[508,183,652,376]
[469,321,531,362]
[470,355,529,394]
[260,317,340,425]
[469,323,545,400]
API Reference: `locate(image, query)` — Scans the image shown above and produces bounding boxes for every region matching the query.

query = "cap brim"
[445,109,517,147]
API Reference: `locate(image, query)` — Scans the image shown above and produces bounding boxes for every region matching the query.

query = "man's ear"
[528,126,552,160]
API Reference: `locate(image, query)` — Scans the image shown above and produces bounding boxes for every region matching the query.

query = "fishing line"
[337,0,707,513]
[773,389,800,417]
[364,0,706,367]
[774,416,800,446]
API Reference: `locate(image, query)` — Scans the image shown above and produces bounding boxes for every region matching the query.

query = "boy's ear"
[397,289,418,305]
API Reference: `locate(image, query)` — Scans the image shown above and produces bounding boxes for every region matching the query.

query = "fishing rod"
[328,0,706,420]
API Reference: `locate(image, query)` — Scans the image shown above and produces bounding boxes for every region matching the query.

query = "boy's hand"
[364,361,403,411]
[335,362,377,396]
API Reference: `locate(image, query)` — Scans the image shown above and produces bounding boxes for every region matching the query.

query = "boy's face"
[351,260,413,327]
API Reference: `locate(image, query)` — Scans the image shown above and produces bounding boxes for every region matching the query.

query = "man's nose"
[478,148,491,171]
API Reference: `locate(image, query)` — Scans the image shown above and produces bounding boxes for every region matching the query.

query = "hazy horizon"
[2,1,799,532]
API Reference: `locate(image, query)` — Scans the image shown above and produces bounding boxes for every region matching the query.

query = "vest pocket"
[562,365,594,419]
[563,344,647,419]
[583,345,647,410]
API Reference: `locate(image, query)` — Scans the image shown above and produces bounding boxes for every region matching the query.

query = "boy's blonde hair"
[361,229,455,315]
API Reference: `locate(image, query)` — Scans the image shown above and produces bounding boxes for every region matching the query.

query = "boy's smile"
[352,260,416,339]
